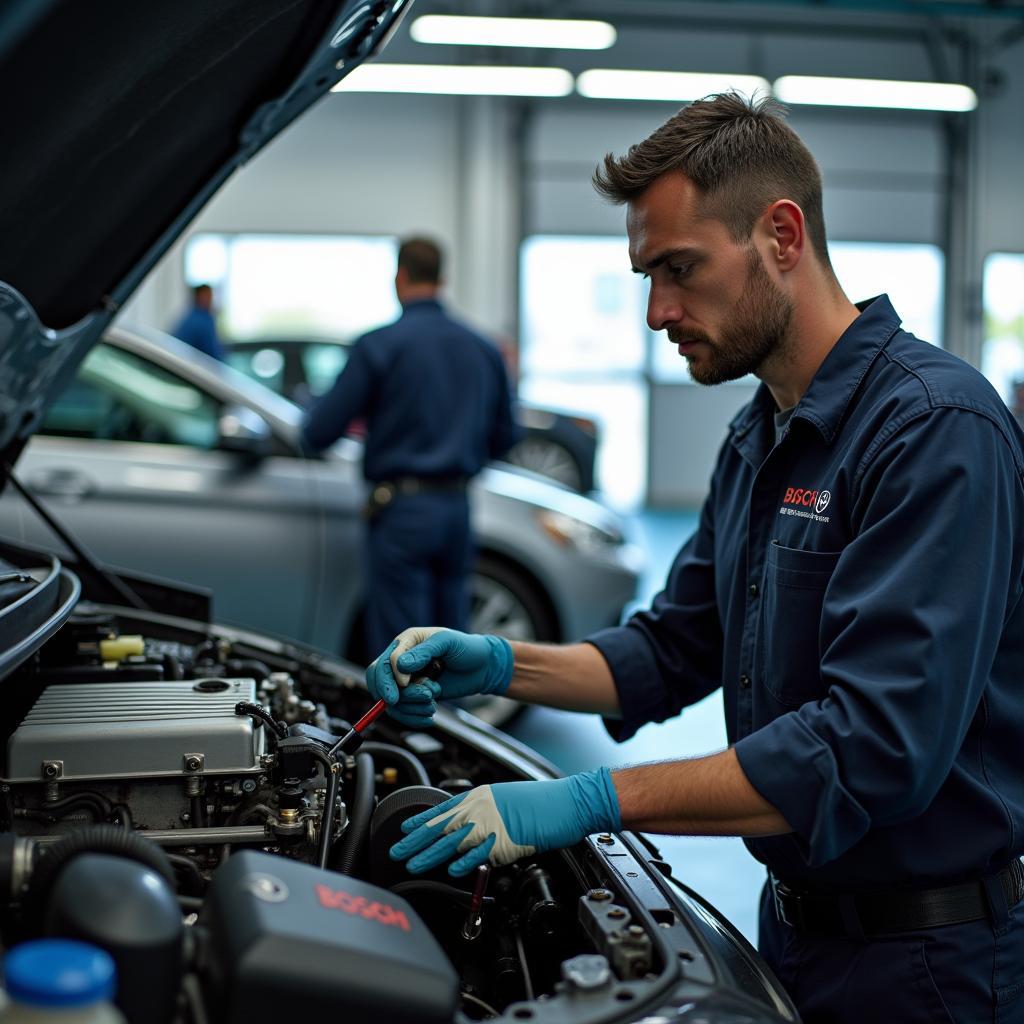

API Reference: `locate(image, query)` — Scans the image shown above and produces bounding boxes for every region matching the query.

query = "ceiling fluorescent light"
[410,15,616,50]
[332,63,574,97]
[773,75,977,112]
[577,69,770,102]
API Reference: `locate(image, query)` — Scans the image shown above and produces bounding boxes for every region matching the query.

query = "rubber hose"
[332,752,375,876]
[390,880,496,908]
[317,767,341,870]
[24,825,176,935]
[360,742,431,788]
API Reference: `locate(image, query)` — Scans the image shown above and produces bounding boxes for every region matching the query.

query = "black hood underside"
[0,0,411,472]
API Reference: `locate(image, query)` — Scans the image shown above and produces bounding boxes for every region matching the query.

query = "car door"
[0,342,324,644]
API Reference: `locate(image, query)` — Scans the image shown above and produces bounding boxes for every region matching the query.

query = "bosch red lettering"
[784,488,795,503]
[315,884,411,931]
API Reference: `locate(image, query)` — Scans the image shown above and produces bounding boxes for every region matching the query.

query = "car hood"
[0,0,412,479]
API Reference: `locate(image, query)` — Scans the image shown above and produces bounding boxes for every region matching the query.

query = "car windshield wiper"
[2,463,150,611]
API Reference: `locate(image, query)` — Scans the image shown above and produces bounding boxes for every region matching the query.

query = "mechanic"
[169,283,225,360]
[367,95,1024,1022]
[302,236,520,657]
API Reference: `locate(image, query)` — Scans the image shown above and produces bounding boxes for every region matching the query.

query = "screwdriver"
[329,657,444,758]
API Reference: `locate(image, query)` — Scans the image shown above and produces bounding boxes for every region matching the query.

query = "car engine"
[1,604,745,1024]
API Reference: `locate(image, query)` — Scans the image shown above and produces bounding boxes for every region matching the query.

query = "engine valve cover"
[5,679,264,781]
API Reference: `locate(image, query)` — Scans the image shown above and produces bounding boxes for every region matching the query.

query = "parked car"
[226,336,600,492]
[0,325,641,674]
[0,3,796,1022]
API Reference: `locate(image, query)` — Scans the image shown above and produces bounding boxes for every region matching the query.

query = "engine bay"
[0,604,735,1023]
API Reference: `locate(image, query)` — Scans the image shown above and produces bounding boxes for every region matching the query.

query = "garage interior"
[104,0,1024,943]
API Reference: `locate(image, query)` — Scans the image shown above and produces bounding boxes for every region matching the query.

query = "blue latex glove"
[364,636,439,728]
[366,628,514,728]
[390,768,622,876]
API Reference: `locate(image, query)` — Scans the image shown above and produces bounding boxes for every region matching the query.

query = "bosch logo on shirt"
[780,485,832,523]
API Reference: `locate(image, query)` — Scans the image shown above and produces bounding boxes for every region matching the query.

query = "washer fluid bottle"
[0,940,126,1023]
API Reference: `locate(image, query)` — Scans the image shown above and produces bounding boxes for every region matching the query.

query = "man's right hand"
[365,628,514,726]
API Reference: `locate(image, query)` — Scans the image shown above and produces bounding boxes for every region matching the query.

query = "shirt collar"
[731,294,902,449]
[400,297,443,315]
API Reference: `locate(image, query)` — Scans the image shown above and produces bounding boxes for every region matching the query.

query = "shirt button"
[739,674,751,689]
[749,583,759,597]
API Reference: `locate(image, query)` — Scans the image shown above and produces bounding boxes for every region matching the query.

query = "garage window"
[981,253,1024,420]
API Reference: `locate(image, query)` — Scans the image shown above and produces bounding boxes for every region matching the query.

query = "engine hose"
[316,766,341,870]
[15,796,107,825]
[332,752,375,876]
[189,794,208,829]
[359,742,430,788]
[165,853,205,895]
[390,880,496,909]
[225,658,273,683]
[23,825,176,935]
[41,791,113,819]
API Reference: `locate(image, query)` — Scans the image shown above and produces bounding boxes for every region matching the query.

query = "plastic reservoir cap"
[2,940,116,1007]
[99,636,145,662]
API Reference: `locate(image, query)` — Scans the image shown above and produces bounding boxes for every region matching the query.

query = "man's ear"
[764,199,805,272]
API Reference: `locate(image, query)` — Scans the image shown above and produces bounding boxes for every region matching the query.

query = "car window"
[226,346,286,396]
[301,343,348,399]
[40,344,220,449]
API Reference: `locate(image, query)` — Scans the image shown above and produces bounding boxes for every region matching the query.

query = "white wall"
[120,8,1024,509]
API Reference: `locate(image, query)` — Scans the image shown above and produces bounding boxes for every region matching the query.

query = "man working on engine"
[367,94,1024,1021]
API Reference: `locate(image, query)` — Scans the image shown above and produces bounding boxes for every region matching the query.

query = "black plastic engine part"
[368,785,453,890]
[517,864,565,945]
[24,824,176,932]
[44,853,183,1024]
[201,850,458,1024]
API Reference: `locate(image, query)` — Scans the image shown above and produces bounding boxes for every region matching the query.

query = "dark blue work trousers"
[758,883,1024,1022]
[364,492,473,658]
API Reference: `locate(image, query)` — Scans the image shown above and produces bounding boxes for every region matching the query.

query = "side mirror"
[217,405,273,459]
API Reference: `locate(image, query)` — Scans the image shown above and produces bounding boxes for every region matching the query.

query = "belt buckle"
[771,875,807,930]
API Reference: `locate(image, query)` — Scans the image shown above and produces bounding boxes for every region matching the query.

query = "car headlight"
[535,509,623,555]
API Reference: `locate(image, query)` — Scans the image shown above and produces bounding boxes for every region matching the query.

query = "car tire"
[505,437,585,493]
[470,553,558,644]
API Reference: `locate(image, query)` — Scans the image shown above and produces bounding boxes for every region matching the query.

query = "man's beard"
[669,247,794,386]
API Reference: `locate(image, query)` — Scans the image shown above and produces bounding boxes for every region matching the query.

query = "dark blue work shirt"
[171,307,224,361]
[589,296,1024,891]
[302,299,520,481]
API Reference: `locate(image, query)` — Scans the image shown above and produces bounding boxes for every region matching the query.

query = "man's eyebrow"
[630,247,701,274]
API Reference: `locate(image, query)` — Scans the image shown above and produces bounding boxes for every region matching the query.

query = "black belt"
[373,476,468,499]
[769,860,1024,938]
[365,477,468,519]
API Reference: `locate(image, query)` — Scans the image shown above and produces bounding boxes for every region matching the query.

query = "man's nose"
[647,284,683,332]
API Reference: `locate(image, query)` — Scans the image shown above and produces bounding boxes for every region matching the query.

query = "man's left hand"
[389,768,622,876]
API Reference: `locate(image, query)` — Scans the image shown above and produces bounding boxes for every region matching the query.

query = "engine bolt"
[608,907,627,920]
[628,925,645,937]
[587,889,613,902]
[597,834,614,845]
[241,779,257,793]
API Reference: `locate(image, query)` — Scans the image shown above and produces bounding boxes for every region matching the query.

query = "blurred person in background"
[170,283,224,361]
[301,237,520,661]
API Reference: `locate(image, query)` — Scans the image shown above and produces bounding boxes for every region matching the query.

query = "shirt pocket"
[760,542,843,708]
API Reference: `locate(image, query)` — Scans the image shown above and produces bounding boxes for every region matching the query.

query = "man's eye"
[668,264,693,279]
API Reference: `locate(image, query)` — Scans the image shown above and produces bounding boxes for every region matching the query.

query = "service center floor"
[506,508,765,944]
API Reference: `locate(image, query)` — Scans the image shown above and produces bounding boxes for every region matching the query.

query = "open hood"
[0,0,412,475]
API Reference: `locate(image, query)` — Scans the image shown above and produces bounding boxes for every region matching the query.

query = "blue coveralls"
[302,299,520,656]
[171,306,224,361]
[588,296,1024,1022]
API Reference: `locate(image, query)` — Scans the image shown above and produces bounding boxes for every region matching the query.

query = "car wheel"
[470,554,557,643]
[505,437,584,492]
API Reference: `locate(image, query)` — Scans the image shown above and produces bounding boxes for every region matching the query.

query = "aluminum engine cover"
[5,679,265,782]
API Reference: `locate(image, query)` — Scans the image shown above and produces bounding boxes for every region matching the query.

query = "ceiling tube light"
[773,75,977,112]
[577,69,770,102]
[410,15,616,50]
[332,63,574,97]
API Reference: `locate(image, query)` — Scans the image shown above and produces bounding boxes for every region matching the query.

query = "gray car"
[0,324,641,666]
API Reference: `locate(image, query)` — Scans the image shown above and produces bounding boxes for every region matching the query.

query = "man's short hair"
[593,92,831,267]
[398,237,443,285]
